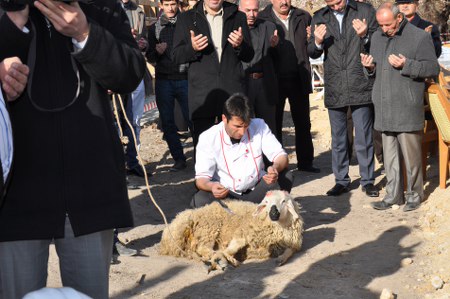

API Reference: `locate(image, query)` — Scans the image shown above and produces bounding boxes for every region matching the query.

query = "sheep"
[159,190,304,271]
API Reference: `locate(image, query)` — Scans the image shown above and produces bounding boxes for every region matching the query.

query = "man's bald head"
[239,0,259,27]
[376,3,403,37]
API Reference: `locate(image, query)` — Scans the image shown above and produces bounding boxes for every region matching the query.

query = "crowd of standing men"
[0,0,442,297]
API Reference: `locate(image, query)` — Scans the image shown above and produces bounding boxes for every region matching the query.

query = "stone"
[431,276,444,289]
[391,204,400,210]
[401,258,413,267]
[380,288,395,299]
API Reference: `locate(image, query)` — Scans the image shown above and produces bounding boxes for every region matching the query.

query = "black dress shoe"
[326,184,349,196]
[371,200,395,210]
[127,166,147,178]
[298,165,321,173]
[362,183,379,197]
[403,202,420,212]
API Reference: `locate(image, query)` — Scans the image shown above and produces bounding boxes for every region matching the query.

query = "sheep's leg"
[222,238,247,267]
[276,248,295,266]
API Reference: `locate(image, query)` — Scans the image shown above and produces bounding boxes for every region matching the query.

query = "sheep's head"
[253,191,299,225]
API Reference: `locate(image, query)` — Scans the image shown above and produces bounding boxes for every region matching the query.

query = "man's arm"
[400,33,440,79]
[430,24,442,58]
[66,1,145,94]
[172,13,203,64]
[232,13,254,63]
[307,17,325,59]
[145,24,159,64]
[194,132,230,199]
[195,178,229,199]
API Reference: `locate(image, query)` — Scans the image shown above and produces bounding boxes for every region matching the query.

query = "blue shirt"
[0,89,13,183]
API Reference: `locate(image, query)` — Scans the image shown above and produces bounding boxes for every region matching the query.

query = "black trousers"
[275,76,314,168]
[246,77,277,134]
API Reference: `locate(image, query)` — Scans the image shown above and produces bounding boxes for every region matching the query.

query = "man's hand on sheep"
[263,166,278,185]
[212,183,229,199]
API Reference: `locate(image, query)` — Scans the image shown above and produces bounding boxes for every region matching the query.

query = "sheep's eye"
[281,200,286,204]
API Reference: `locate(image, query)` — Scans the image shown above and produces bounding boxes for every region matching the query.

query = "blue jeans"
[123,79,145,169]
[155,79,191,162]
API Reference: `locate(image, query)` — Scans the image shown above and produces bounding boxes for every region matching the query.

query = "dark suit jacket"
[245,19,279,105]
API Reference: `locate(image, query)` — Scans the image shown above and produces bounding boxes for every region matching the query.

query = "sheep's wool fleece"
[159,198,304,261]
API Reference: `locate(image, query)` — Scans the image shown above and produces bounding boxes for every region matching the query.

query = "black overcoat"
[0,1,145,241]
[172,1,254,119]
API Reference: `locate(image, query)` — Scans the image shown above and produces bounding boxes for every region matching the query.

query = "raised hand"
[424,25,433,34]
[306,25,311,40]
[263,166,278,185]
[155,42,168,55]
[314,24,327,46]
[33,0,89,42]
[388,54,406,69]
[190,30,208,51]
[360,53,375,71]
[269,29,279,48]
[352,18,368,38]
[0,57,29,102]
[228,27,243,48]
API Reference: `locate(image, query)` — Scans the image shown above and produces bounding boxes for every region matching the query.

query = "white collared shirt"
[204,5,224,63]
[0,89,13,183]
[195,118,287,193]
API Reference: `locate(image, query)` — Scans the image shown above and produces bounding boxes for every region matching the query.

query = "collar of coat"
[381,16,408,37]
[193,0,238,21]
[159,12,179,26]
[314,0,359,17]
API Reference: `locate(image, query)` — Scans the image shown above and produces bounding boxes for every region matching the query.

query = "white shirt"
[0,89,13,183]
[195,118,287,193]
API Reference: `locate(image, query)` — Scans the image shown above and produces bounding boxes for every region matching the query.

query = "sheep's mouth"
[269,206,280,221]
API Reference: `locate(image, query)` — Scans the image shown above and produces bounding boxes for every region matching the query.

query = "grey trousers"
[382,131,423,205]
[0,217,113,299]
[328,105,375,187]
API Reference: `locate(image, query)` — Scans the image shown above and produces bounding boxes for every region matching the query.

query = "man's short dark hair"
[223,93,254,124]
[161,0,180,3]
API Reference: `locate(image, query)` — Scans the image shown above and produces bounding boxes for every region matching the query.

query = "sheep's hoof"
[276,257,287,266]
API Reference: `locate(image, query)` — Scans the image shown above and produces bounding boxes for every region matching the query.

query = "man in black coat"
[172,0,254,147]
[308,0,379,197]
[239,0,279,135]
[0,1,144,298]
[258,0,319,174]
[396,0,442,58]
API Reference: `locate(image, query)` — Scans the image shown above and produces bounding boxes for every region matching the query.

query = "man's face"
[159,0,179,18]
[271,0,291,16]
[377,9,402,37]
[239,0,259,27]
[397,2,417,18]
[325,0,347,13]
[204,0,225,12]
[122,0,130,3]
[223,115,249,140]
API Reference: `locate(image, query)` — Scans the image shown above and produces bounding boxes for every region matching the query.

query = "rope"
[113,93,187,256]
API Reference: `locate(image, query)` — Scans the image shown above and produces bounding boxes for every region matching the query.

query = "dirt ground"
[47,97,450,299]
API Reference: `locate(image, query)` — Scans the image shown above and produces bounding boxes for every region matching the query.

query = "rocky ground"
[47,96,449,299]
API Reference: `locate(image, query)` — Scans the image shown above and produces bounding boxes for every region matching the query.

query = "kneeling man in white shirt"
[192,93,293,208]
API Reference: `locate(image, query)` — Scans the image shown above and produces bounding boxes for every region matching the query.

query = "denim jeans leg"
[155,79,185,162]
[123,80,145,170]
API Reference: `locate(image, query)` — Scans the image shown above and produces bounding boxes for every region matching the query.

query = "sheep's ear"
[253,203,266,216]
[286,199,299,221]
